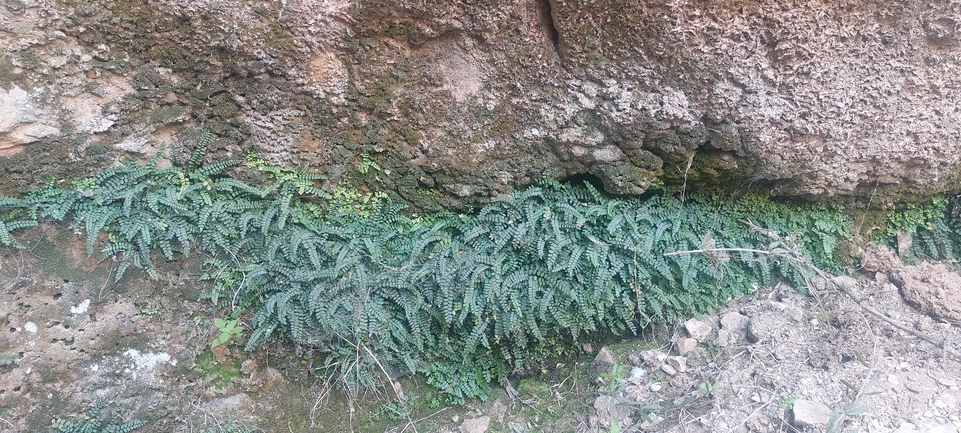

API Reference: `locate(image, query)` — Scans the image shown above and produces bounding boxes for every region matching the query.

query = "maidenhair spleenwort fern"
[3,143,926,405]
[49,400,146,433]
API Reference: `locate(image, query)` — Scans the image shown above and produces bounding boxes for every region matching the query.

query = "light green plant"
[826,376,879,433]
[600,364,628,393]
[369,396,413,422]
[697,381,714,397]
[357,152,381,174]
[609,420,620,433]
[212,317,243,347]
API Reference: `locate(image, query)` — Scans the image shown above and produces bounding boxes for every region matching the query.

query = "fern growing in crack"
[0,138,877,405]
[49,400,146,433]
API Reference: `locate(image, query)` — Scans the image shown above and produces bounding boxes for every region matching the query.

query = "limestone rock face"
[2,0,960,206]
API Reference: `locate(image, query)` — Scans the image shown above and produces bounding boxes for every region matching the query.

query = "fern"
[0,141,876,405]
[187,131,212,168]
[50,400,146,433]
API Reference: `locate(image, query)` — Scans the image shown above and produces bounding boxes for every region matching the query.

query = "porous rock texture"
[2,0,961,208]
[889,262,961,322]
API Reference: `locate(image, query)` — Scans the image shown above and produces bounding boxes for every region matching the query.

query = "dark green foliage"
[880,195,960,260]
[49,401,146,433]
[0,145,864,404]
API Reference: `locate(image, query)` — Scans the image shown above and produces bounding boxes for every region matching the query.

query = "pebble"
[649,383,662,392]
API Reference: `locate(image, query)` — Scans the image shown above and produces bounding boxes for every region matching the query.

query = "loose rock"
[676,338,698,355]
[593,346,617,369]
[859,244,902,273]
[791,399,832,428]
[746,314,776,344]
[684,319,712,341]
[890,263,961,321]
[639,349,668,367]
[717,312,749,346]
[665,356,687,374]
[459,416,491,433]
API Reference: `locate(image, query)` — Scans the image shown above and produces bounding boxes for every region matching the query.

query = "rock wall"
[2,0,960,208]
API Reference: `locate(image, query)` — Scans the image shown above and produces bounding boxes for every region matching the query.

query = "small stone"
[684,319,711,341]
[791,399,832,428]
[938,377,958,387]
[896,232,913,257]
[746,314,779,344]
[661,364,677,376]
[665,356,687,373]
[769,301,803,322]
[676,338,697,355]
[459,416,491,433]
[639,349,667,367]
[649,383,662,392]
[593,346,616,369]
[718,312,750,346]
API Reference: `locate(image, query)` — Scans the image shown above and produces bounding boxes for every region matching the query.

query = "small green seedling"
[698,381,715,397]
[600,364,628,393]
[212,318,243,347]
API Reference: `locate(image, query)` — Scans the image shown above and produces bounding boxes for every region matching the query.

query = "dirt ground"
[1,225,960,432]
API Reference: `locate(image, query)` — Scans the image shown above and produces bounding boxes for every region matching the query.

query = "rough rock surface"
[790,399,832,428]
[890,262,961,322]
[3,0,961,206]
